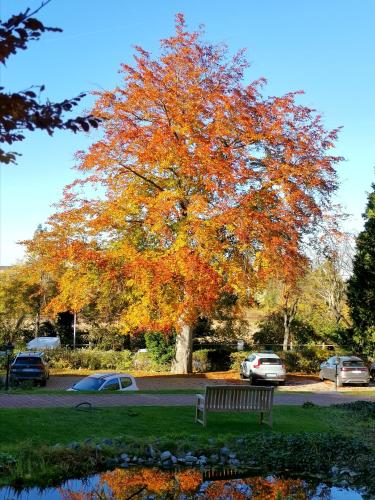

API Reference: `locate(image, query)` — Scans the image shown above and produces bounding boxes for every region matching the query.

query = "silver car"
[67,373,139,391]
[240,352,286,385]
[319,356,370,387]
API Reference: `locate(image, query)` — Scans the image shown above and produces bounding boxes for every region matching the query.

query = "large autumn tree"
[26,15,341,373]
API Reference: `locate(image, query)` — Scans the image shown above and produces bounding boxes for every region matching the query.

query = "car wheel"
[240,371,245,379]
[371,371,375,383]
[248,373,254,385]
[336,377,343,388]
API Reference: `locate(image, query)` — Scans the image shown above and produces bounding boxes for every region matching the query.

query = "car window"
[343,360,365,367]
[102,379,120,391]
[260,358,282,365]
[74,377,103,391]
[247,355,255,362]
[14,357,42,365]
[120,377,133,389]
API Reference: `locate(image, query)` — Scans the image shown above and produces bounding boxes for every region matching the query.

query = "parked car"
[240,352,286,385]
[67,373,139,392]
[10,351,50,386]
[319,356,370,387]
[370,362,375,383]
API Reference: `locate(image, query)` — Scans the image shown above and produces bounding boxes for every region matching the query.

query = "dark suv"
[10,352,50,386]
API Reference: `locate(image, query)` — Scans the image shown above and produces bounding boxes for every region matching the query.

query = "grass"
[0,405,341,454]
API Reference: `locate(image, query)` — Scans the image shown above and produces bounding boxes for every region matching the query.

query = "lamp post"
[4,342,14,391]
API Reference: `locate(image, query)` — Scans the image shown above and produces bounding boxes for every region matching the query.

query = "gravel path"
[0,391,374,409]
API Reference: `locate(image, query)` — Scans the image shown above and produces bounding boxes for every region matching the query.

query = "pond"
[0,468,367,499]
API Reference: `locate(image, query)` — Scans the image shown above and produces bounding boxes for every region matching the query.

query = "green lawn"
[0,405,340,454]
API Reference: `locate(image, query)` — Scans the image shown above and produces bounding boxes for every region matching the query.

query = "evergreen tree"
[347,183,375,353]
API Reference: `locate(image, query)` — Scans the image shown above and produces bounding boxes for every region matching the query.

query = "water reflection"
[0,468,365,499]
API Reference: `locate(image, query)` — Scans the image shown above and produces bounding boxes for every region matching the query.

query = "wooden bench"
[195,385,274,427]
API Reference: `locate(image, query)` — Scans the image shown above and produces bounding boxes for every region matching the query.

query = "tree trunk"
[35,308,40,338]
[73,311,77,349]
[283,312,290,352]
[171,321,193,374]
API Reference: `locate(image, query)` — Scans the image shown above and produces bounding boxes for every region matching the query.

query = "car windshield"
[343,360,365,367]
[260,358,282,365]
[73,377,103,391]
[14,357,42,365]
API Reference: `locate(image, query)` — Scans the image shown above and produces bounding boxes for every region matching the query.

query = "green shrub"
[192,349,212,372]
[229,351,252,370]
[132,351,169,372]
[279,347,334,373]
[46,348,133,371]
[144,332,175,366]
[192,349,232,372]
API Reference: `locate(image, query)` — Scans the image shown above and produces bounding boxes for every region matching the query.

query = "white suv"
[240,352,286,385]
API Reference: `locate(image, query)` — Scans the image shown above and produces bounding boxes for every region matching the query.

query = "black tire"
[248,373,254,385]
[240,372,245,379]
[371,371,375,383]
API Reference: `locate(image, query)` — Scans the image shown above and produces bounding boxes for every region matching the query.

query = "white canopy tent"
[27,337,61,350]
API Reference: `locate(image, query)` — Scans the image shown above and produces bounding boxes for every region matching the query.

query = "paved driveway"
[46,373,375,392]
[0,391,374,408]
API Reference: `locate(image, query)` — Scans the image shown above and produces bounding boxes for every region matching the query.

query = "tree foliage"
[347,183,375,352]
[24,15,341,372]
[0,0,100,164]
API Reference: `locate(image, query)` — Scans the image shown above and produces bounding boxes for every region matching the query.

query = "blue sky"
[1,0,374,265]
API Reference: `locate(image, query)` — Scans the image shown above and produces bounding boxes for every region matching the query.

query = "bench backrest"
[204,385,274,411]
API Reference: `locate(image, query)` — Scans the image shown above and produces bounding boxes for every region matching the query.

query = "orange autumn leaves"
[25,14,341,333]
[60,467,309,499]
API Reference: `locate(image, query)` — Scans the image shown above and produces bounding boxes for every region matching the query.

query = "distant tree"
[0,0,100,164]
[253,311,316,347]
[347,183,375,353]
[0,265,48,344]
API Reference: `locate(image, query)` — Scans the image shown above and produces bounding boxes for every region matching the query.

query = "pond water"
[0,468,367,499]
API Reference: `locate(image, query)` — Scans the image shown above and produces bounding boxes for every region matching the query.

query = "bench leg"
[195,405,206,426]
[268,410,273,428]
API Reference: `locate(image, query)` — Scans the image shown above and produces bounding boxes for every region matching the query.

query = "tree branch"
[118,162,164,192]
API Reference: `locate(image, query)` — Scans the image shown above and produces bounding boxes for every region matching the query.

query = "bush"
[192,349,232,372]
[144,332,175,366]
[279,347,333,373]
[131,351,170,372]
[46,348,133,371]
[229,351,252,370]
